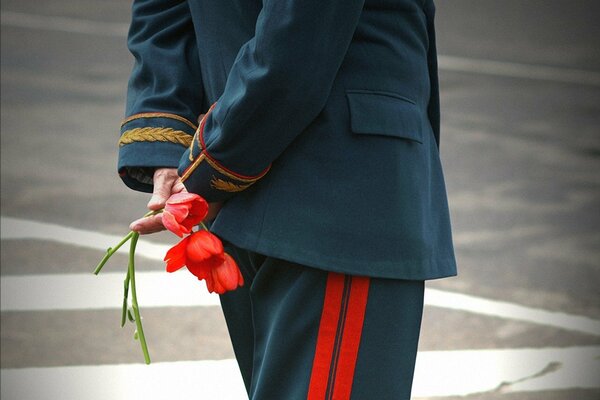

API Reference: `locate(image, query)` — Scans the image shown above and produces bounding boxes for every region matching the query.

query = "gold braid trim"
[181,151,269,184]
[203,155,267,183]
[189,128,199,161]
[180,153,207,182]
[121,113,198,130]
[119,127,193,147]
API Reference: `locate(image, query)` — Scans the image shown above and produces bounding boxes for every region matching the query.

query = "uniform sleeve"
[178,0,365,202]
[118,0,204,193]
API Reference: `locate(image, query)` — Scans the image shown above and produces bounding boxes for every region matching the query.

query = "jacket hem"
[211,225,458,281]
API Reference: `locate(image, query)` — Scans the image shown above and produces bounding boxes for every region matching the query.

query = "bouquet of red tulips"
[93,193,244,364]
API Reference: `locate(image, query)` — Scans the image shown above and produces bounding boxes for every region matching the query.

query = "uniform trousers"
[220,242,425,400]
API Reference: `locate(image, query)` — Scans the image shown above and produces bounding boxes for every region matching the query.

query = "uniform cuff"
[178,105,270,202]
[118,113,198,193]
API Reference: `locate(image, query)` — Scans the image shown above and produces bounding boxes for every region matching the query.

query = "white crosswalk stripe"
[1,271,221,311]
[2,270,600,337]
[2,347,599,399]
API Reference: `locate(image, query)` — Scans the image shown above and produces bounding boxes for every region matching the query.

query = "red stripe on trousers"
[307,273,346,399]
[307,273,370,400]
[331,276,370,399]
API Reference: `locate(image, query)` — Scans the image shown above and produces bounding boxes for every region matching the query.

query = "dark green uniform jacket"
[118,0,457,280]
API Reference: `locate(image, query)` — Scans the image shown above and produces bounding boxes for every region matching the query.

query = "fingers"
[129,213,165,235]
[148,168,179,210]
[131,167,194,235]
[172,178,187,194]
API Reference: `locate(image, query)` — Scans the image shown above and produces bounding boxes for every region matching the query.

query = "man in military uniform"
[120,0,457,398]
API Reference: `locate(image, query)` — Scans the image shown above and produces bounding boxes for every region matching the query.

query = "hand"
[129,168,184,234]
[129,168,223,234]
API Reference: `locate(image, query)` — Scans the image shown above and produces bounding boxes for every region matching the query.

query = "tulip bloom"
[162,193,208,237]
[164,230,244,294]
[206,253,245,294]
[165,230,225,278]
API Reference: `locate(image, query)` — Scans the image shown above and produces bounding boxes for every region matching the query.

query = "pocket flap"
[346,90,423,143]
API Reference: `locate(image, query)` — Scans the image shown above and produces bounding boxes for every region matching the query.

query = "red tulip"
[162,193,208,237]
[164,231,244,294]
[164,230,225,280]
[205,253,245,294]
[186,230,225,270]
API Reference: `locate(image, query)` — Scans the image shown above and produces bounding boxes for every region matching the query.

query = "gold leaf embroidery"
[210,177,253,192]
[119,127,192,147]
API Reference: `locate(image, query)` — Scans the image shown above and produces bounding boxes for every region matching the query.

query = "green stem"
[199,222,208,231]
[143,209,163,217]
[121,268,131,327]
[93,231,135,275]
[128,232,151,364]
[94,210,162,276]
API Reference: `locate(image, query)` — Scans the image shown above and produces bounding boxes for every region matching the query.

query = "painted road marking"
[2,272,600,337]
[425,288,600,337]
[1,216,169,261]
[1,347,599,398]
[0,10,128,37]
[0,272,220,311]
[2,11,599,86]
[2,216,600,336]
[438,55,600,86]
[412,346,600,397]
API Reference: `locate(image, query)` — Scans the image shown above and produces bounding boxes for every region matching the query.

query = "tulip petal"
[217,254,241,292]
[165,203,189,221]
[164,236,190,272]
[163,193,209,234]
[209,267,226,294]
[162,211,188,237]
[188,199,209,222]
[186,231,224,264]
[186,259,212,280]
[204,273,216,293]
[166,192,200,204]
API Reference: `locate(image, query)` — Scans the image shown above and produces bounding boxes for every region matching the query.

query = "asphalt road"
[1,1,599,399]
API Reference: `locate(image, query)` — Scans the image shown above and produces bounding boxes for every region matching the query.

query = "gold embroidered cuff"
[179,151,270,201]
[177,102,270,201]
[118,127,193,147]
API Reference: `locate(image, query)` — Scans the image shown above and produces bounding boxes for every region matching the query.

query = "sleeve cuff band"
[181,152,271,184]
[121,112,198,130]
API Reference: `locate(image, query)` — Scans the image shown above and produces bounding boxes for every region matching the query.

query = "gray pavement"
[1,0,600,399]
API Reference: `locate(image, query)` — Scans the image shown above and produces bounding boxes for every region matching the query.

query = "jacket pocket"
[346,90,423,143]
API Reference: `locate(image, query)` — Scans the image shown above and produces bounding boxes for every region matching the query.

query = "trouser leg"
[218,243,265,393]
[220,243,425,399]
[350,277,424,399]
